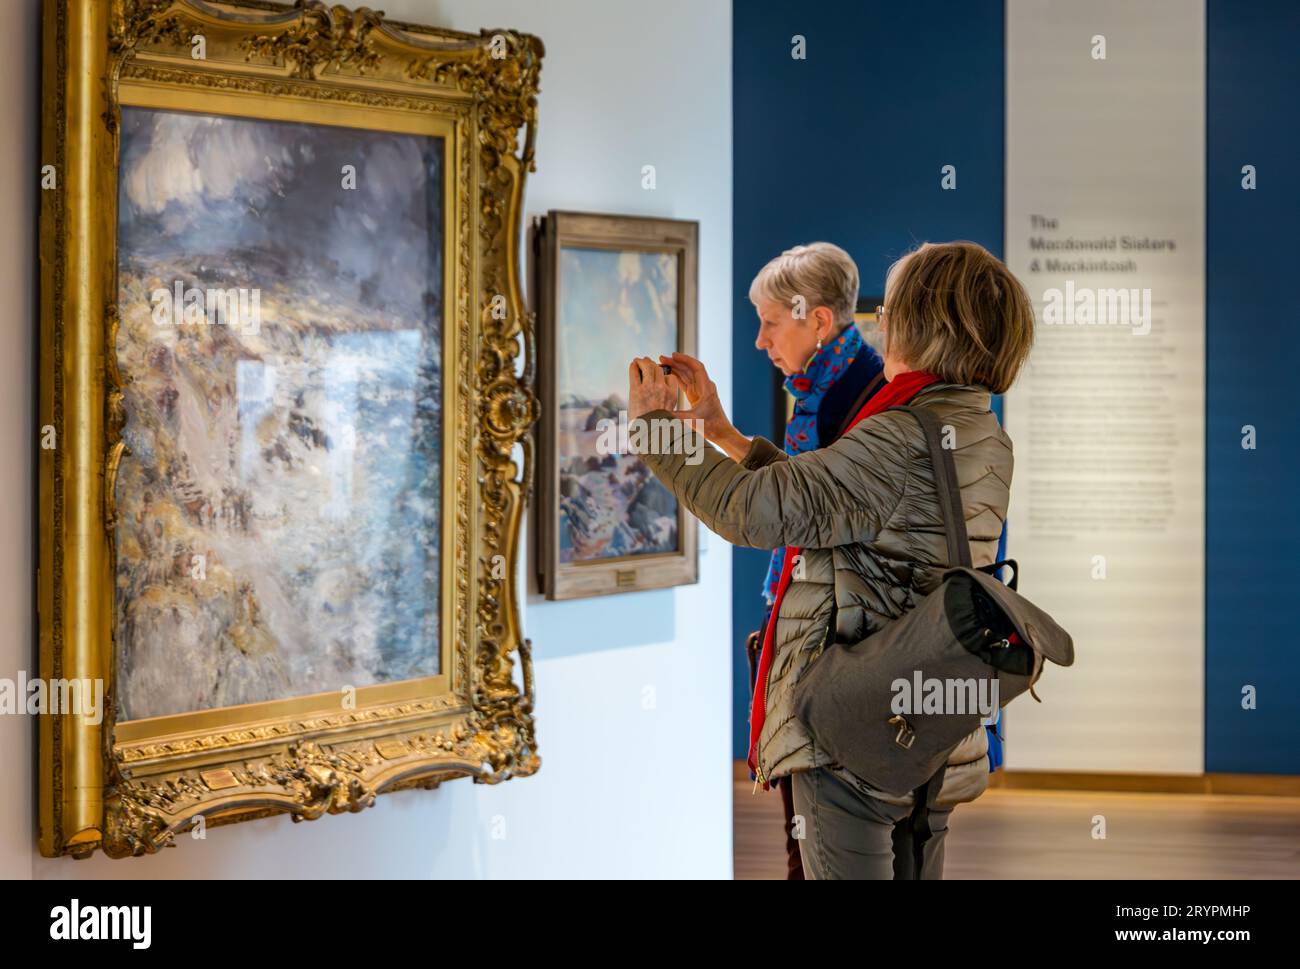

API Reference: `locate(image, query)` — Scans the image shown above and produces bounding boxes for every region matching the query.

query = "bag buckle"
[889,714,916,750]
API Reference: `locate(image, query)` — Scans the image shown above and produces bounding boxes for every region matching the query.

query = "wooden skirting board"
[989,770,1300,797]
[731,761,1300,797]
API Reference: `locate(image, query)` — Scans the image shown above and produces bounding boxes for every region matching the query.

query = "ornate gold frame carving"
[38,0,543,858]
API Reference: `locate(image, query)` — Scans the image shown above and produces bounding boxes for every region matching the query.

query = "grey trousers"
[790,766,953,880]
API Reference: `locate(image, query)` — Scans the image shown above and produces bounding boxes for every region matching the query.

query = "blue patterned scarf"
[761,324,865,604]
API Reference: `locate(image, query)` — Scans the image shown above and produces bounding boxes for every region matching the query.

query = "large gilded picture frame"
[38,0,543,858]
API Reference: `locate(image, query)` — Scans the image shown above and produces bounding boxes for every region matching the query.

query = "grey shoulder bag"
[791,404,1075,799]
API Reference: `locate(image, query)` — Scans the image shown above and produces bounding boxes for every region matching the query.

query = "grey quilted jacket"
[640,382,1012,808]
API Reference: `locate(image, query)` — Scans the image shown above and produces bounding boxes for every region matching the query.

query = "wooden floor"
[735,776,1300,879]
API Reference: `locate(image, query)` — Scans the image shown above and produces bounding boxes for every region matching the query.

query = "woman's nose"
[754,331,769,351]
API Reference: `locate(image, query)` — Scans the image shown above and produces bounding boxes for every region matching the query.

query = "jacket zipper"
[751,679,771,791]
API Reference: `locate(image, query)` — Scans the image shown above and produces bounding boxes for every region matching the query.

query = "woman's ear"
[814,305,836,344]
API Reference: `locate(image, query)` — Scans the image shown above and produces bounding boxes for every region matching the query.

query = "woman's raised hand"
[628,352,749,460]
[627,357,683,419]
[658,352,736,444]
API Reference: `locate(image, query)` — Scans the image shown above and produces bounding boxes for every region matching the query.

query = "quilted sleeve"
[636,409,911,550]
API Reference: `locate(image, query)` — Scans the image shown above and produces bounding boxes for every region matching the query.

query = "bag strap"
[983,558,1018,591]
[890,405,973,569]
[893,406,1045,702]
[892,763,947,879]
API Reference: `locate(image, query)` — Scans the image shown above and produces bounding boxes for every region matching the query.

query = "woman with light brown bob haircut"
[627,240,1035,879]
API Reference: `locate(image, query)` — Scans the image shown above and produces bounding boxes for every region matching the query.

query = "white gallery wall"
[4,0,733,879]
[0,0,40,885]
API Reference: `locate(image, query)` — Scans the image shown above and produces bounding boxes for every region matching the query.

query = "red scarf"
[748,370,942,786]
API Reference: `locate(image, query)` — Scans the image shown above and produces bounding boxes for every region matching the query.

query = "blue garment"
[985,514,1011,772]
[761,325,873,604]
[986,707,1005,771]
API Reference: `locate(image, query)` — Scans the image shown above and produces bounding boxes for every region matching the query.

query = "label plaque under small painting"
[615,569,636,588]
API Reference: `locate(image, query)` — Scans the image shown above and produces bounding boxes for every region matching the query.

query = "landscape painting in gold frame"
[38,0,543,858]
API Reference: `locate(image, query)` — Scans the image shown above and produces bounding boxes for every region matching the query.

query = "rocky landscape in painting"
[554,246,681,564]
[114,108,444,721]
[557,394,678,562]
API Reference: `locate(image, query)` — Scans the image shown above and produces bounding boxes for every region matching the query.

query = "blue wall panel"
[1205,0,1300,773]
[731,0,1006,757]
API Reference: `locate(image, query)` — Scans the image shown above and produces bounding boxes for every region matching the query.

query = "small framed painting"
[536,211,699,600]
[853,295,886,354]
